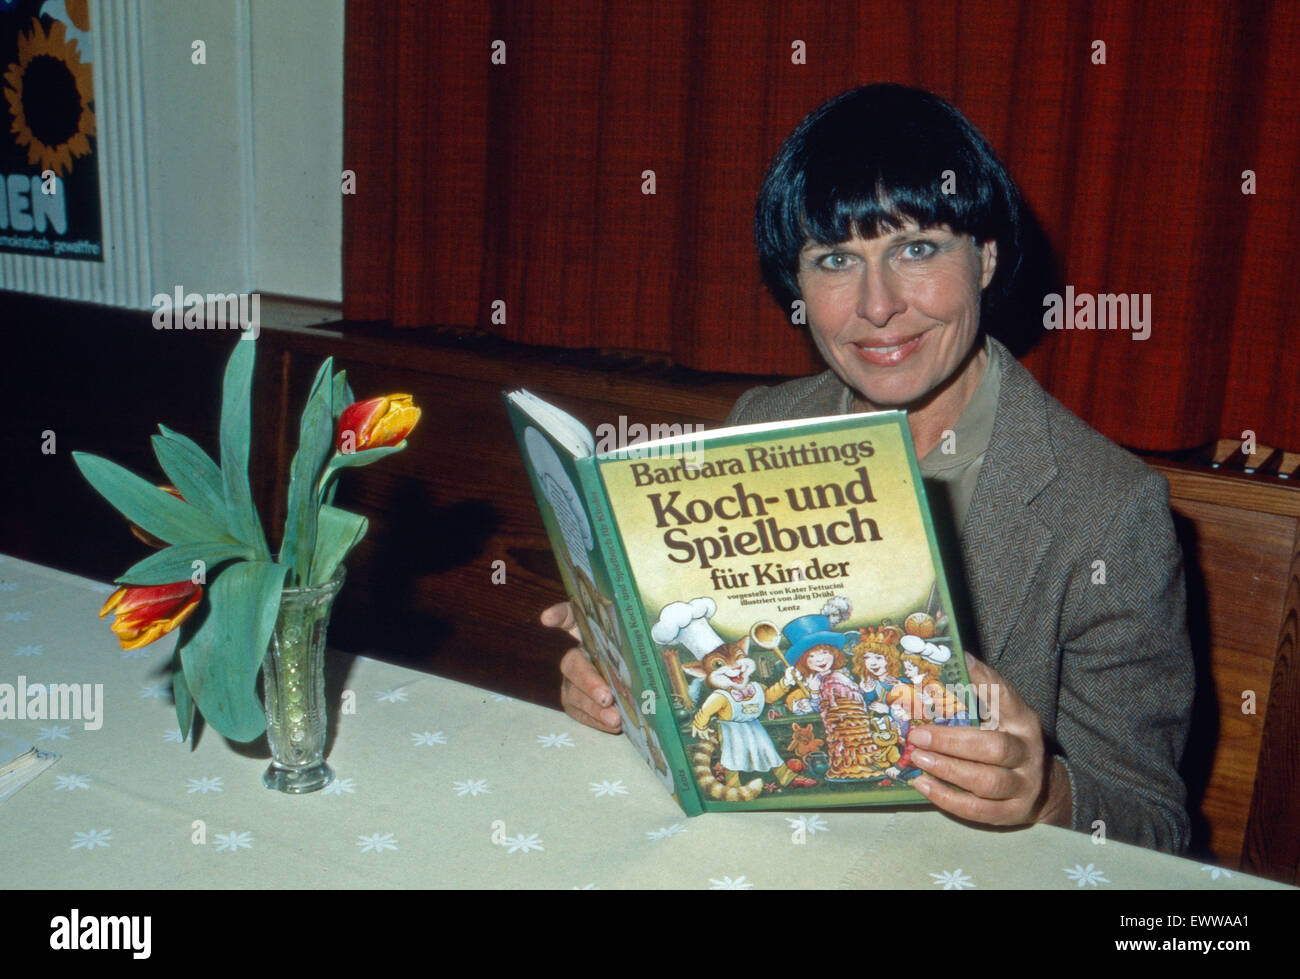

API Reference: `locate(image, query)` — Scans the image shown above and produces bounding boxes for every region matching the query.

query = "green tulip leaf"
[326,442,404,474]
[116,540,253,586]
[331,369,354,420]
[218,334,270,558]
[151,430,230,532]
[178,560,287,742]
[279,358,335,585]
[72,452,228,545]
[310,504,368,586]
[325,369,354,507]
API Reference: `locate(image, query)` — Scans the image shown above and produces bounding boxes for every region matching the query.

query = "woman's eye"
[818,253,852,270]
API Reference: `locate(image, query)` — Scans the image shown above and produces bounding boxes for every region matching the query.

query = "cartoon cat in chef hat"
[652,598,816,800]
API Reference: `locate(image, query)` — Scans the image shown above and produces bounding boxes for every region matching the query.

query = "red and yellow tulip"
[337,395,420,453]
[99,580,203,650]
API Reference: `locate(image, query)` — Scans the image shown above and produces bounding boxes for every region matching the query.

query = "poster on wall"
[0,0,102,261]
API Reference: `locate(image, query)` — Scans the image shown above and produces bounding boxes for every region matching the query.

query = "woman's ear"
[979,239,998,290]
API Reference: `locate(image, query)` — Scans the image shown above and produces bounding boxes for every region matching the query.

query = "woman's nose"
[855,261,906,326]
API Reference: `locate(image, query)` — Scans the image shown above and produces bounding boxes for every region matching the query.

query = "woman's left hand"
[906,654,1071,828]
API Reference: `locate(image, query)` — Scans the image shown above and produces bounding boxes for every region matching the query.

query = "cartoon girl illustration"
[852,626,905,708]
[782,615,900,782]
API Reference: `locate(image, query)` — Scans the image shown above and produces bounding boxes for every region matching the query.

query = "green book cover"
[505,392,701,814]
[507,391,978,816]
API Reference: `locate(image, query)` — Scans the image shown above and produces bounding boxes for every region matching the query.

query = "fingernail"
[912,750,934,768]
[598,689,612,707]
[913,776,932,796]
[601,708,620,726]
[908,727,932,747]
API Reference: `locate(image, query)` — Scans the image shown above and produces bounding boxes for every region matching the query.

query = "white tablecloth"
[0,554,1289,890]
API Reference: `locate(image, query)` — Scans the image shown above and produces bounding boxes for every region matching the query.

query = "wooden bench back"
[1151,462,1300,883]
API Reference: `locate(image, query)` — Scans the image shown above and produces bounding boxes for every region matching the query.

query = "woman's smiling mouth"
[851,333,925,366]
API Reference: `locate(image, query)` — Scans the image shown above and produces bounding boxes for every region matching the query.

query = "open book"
[506,390,977,815]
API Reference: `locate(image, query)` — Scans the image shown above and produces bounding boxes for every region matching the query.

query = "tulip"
[129,485,185,549]
[98,580,203,650]
[336,394,420,453]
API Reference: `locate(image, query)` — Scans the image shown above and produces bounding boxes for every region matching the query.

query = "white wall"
[250,0,343,301]
[143,0,344,302]
[0,0,343,306]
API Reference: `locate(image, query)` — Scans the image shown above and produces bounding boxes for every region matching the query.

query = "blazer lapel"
[959,341,1059,668]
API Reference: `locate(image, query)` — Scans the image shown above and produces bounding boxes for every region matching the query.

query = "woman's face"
[864,650,887,676]
[796,221,996,411]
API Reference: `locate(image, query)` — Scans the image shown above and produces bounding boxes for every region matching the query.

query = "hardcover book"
[506,389,977,815]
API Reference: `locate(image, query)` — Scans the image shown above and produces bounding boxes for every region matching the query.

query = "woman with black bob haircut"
[550,83,1193,855]
[754,83,1023,335]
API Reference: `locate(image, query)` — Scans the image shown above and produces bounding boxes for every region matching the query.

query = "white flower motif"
[647,823,687,841]
[537,732,575,748]
[492,694,515,702]
[37,725,71,742]
[186,776,224,794]
[70,829,112,850]
[138,683,168,700]
[785,814,829,835]
[1200,865,1235,880]
[589,779,628,797]
[374,688,409,703]
[4,611,31,622]
[14,644,42,657]
[503,833,544,854]
[357,832,399,853]
[322,777,356,795]
[214,831,254,852]
[410,731,447,746]
[54,774,91,791]
[120,647,151,660]
[708,875,754,890]
[572,883,598,889]
[452,779,490,797]
[1063,863,1110,887]
[930,868,975,890]
[162,728,185,743]
[86,582,116,594]
[0,581,16,591]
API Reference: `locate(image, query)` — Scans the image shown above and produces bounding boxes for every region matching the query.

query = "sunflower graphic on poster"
[0,0,102,261]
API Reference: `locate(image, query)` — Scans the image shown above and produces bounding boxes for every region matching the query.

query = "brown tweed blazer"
[725,337,1193,853]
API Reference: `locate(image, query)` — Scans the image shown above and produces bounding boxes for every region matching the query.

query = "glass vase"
[261,571,344,793]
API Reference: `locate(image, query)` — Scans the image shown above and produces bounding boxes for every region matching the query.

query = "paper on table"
[0,729,60,804]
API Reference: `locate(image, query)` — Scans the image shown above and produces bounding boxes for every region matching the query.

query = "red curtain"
[343,0,1300,452]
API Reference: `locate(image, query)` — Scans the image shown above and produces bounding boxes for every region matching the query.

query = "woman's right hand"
[541,602,623,734]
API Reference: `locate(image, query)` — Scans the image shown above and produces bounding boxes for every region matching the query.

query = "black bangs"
[756,84,1024,323]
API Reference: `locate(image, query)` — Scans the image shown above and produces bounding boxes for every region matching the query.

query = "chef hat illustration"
[651,597,726,659]
[900,633,952,665]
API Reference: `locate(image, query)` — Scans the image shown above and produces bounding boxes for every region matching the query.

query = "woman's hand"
[906,654,1071,828]
[541,602,622,734]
